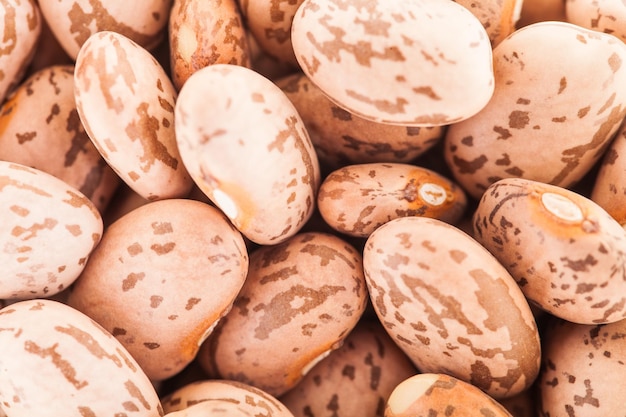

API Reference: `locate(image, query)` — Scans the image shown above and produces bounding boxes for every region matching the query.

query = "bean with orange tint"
[174,64,320,245]
[0,65,119,213]
[317,163,467,238]
[238,0,303,68]
[68,198,249,381]
[473,177,626,324]
[385,374,513,417]
[168,0,250,91]
[198,232,368,397]
[455,0,523,46]
[364,216,540,399]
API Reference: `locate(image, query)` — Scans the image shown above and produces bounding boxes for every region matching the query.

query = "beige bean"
[279,320,417,417]
[0,0,41,104]
[74,31,193,201]
[168,0,250,91]
[364,216,540,399]
[0,161,102,300]
[473,177,626,324]
[317,163,467,238]
[0,299,164,417]
[291,0,495,126]
[174,63,320,245]
[276,73,444,169]
[67,198,249,381]
[39,0,171,60]
[198,232,368,396]
[0,65,120,212]
[385,373,513,417]
[445,21,626,200]
[539,317,626,416]
[162,379,293,416]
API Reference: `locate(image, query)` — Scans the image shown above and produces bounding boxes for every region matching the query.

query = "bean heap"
[1,0,626,416]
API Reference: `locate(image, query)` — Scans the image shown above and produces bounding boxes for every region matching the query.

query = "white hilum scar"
[541,192,583,223]
[419,183,447,206]
[213,188,239,220]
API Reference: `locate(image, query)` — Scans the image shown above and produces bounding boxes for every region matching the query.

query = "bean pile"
[1,0,626,416]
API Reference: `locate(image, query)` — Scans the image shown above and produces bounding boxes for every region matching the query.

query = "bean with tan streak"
[162,379,293,416]
[591,102,626,225]
[566,0,626,43]
[364,216,540,399]
[0,161,102,300]
[168,0,250,91]
[444,21,626,200]
[67,198,249,381]
[74,31,193,201]
[538,317,626,417]
[174,63,320,245]
[473,177,626,324]
[317,163,467,238]
[0,299,164,417]
[0,0,41,104]
[276,72,443,169]
[290,0,495,126]
[237,0,303,68]
[385,373,513,417]
[279,319,417,417]
[198,232,368,397]
[39,0,171,60]
[0,65,120,213]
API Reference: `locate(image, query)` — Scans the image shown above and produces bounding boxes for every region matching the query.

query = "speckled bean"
[279,319,417,417]
[0,161,103,300]
[539,316,626,416]
[445,21,626,199]
[276,72,444,168]
[198,232,368,397]
[317,162,467,238]
[0,0,40,104]
[168,0,250,90]
[0,299,164,417]
[290,0,495,126]
[174,63,321,245]
[455,0,523,46]
[162,379,293,416]
[473,177,626,324]
[74,30,193,201]
[0,65,120,212]
[566,0,626,43]
[385,373,513,417]
[237,0,303,67]
[363,216,540,399]
[67,198,249,381]
[591,121,626,225]
[39,0,171,60]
